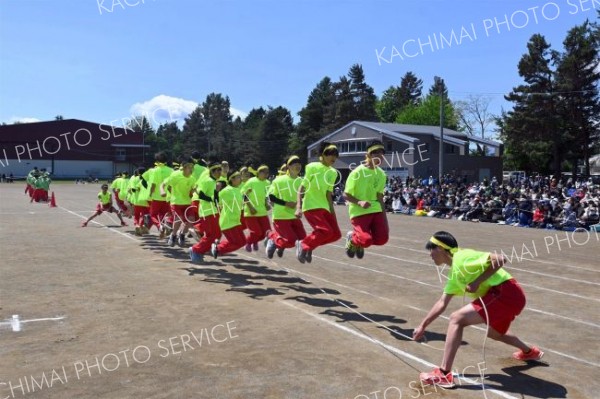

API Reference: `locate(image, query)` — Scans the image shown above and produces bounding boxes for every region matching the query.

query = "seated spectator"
[581,200,599,227]
[518,196,533,226]
[503,198,519,225]
[464,196,484,221]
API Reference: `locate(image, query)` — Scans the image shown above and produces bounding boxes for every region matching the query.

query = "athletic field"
[1,183,598,399]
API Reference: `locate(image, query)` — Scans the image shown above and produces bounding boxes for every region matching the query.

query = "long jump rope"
[114,203,492,395]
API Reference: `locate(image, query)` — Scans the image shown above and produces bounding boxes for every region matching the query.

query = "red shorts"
[171,204,193,223]
[471,279,526,335]
[95,203,115,214]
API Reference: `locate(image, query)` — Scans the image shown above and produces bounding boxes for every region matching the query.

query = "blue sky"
[1,0,598,134]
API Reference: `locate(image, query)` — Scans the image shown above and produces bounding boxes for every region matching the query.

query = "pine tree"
[377,71,423,122]
[501,34,563,175]
[428,78,448,98]
[348,64,378,121]
[555,21,600,176]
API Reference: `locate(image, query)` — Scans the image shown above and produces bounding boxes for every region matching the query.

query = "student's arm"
[159,182,169,197]
[413,293,454,341]
[295,185,304,219]
[343,192,371,209]
[466,254,507,293]
[326,190,335,215]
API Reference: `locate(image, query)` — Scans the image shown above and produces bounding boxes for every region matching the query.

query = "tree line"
[126,15,599,175]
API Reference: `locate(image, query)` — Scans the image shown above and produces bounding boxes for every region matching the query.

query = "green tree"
[182,93,233,162]
[155,121,182,160]
[288,77,335,160]
[555,20,600,176]
[126,116,156,165]
[395,94,459,130]
[428,78,448,98]
[500,34,562,175]
[377,71,423,122]
[348,64,377,121]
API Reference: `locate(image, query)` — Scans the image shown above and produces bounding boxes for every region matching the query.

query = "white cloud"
[230,107,248,120]
[6,116,41,124]
[129,94,247,125]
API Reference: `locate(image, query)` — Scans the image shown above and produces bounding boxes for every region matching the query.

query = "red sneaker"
[512,346,544,361]
[419,368,455,388]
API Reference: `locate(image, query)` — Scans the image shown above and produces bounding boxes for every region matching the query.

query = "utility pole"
[434,76,445,182]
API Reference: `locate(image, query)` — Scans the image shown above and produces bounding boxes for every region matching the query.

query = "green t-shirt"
[301,162,338,212]
[117,177,130,201]
[163,170,195,205]
[193,164,207,180]
[444,249,513,298]
[128,176,140,205]
[269,175,302,220]
[148,165,173,202]
[129,175,149,207]
[196,176,219,217]
[243,177,270,217]
[110,178,122,197]
[344,164,386,219]
[98,191,111,205]
[218,185,243,230]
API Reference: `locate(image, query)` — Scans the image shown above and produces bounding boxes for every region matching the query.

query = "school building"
[0,119,149,179]
[307,121,503,182]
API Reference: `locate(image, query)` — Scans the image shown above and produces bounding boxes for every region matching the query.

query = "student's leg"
[487,328,530,352]
[440,304,485,372]
[370,212,389,246]
[350,214,375,248]
[217,226,246,254]
[302,209,341,250]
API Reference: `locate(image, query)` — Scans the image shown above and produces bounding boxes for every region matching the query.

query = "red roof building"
[0,119,149,178]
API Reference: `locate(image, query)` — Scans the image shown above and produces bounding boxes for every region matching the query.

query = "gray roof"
[307,121,501,149]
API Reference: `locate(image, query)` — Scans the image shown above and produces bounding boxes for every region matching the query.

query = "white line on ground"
[0,316,65,326]
[58,206,139,242]
[280,300,520,399]
[328,244,600,303]
[236,252,600,369]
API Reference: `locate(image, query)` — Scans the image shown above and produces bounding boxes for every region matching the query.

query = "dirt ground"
[1,183,598,399]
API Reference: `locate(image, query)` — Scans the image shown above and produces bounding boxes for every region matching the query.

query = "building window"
[338,141,368,154]
[445,144,456,154]
[115,147,126,161]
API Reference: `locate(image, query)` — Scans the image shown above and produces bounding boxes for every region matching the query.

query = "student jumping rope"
[143,152,174,237]
[210,171,248,258]
[242,164,271,252]
[295,142,342,264]
[343,140,389,259]
[265,155,306,259]
[189,161,222,263]
[161,158,196,247]
[81,184,127,227]
[413,231,543,388]
[128,167,150,236]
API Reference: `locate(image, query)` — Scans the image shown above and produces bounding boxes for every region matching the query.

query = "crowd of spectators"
[381,174,600,231]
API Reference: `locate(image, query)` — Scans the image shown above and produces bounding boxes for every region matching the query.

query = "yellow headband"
[367,144,385,154]
[257,165,269,173]
[286,155,301,166]
[322,144,338,155]
[228,171,241,182]
[209,164,222,172]
[429,237,458,254]
[247,166,257,176]
[154,162,164,167]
